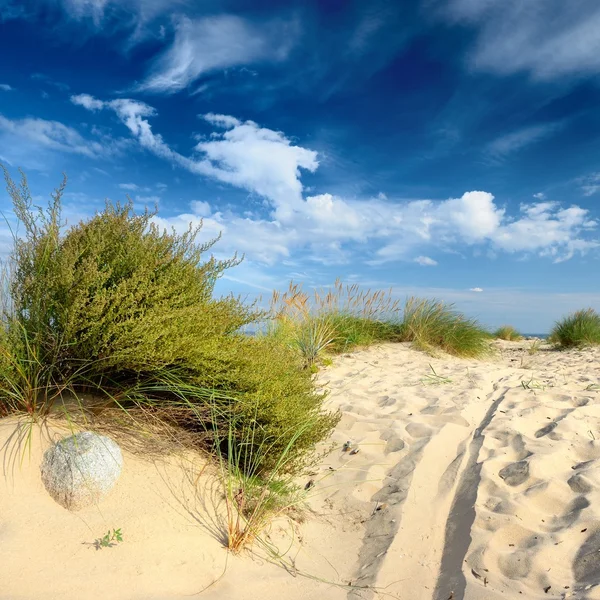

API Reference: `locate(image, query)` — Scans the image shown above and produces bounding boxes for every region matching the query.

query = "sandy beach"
[2,340,600,600]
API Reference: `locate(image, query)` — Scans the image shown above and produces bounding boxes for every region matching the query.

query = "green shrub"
[549,308,600,348]
[493,325,523,341]
[399,297,490,358]
[0,167,338,475]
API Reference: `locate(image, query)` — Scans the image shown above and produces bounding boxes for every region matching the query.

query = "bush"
[549,308,600,348]
[0,167,338,476]
[494,325,523,341]
[399,297,490,358]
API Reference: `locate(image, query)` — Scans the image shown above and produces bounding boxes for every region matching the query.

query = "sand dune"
[2,340,600,599]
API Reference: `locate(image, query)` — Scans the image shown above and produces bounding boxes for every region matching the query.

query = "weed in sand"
[93,528,123,550]
[420,364,453,385]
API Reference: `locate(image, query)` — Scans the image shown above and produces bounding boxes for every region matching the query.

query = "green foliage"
[209,395,314,553]
[399,297,491,358]
[493,325,523,341]
[0,167,338,477]
[93,528,123,550]
[549,308,600,348]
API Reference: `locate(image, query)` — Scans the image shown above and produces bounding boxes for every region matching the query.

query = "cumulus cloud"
[469,287,484,292]
[138,15,296,94]
[71,94,600,265]
[415,256,438,266]
[442,0,600,80]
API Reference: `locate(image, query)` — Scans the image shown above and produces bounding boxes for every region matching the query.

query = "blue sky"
[1,0,600,332]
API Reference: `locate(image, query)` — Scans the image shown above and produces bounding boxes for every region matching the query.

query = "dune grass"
[399,297,491,358]
[549,308,600,348]
[493,325,523,341]
[268,280,402,366]
[269,283,491,363]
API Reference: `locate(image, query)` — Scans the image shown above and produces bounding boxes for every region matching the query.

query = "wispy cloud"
[118,182,139,191]
[442,0,600,80]
[0,84,13,91]
[469,287,483,292]
[486,123,560,160]
[31,72,70,92]
[577,172,600,196]
[0,114,117,159]
[137,15,297,94]
[71,93,600,266]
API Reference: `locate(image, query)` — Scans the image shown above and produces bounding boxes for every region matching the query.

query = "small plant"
[93,528,123,550]
[421,364,452,385]
[585,383,600,391]
[528,340,542,355]
[494,325,523,341]
[521,377,545,391]
[550,309,600,348]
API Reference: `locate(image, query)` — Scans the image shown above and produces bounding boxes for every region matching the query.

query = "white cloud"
[118,183,139,191]
[0,84,13,91]
[138,15,296,94]
[71,93,105,111]
[469,287,483,292]
[487,123,559,159]
[0,114,113,158]
[443,0,600,80]
[533,192,546,200]
[414,256,438,266]
[203,113,242,129]
[190,200,211,217]
[71,94,600,265]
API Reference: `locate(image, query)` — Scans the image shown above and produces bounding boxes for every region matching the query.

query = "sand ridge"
[1,340,600,599]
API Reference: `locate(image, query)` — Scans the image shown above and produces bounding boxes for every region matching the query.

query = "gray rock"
[499,460,530,486]
[40,432,123,511]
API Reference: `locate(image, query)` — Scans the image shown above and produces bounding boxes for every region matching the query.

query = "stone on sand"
[40,432,123,511]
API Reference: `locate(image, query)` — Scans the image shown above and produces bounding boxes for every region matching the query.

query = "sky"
[1,0,600,332]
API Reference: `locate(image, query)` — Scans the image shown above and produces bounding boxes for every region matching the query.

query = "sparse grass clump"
[269,280,402,366]
[549,308,600,348]
[399,297,490,358]
[0,167,338,481]
[494,325,523,341]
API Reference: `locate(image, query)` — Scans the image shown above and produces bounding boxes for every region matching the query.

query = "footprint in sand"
[405,422,432,438]
[498,460,530,486]
[568,473,593,494]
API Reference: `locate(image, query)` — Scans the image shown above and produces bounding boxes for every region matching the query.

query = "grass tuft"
[493,325,523,341]
[549,308,600,348]
[399,297,491,358]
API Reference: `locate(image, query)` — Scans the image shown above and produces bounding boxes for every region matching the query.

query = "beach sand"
[2,340,600,599]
